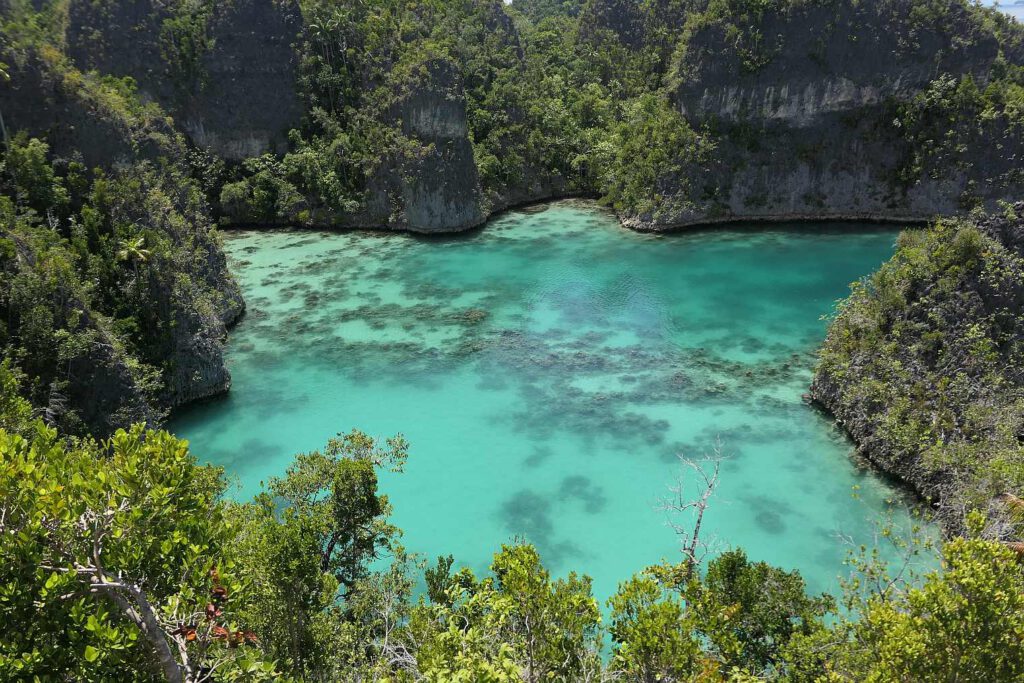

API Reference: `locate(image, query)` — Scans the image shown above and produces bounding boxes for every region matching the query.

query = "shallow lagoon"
[171,201,925,604]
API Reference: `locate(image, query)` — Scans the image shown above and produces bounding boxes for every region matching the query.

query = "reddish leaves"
[171,625,198,641]
[211,626,258,647]
[168,566,257,650]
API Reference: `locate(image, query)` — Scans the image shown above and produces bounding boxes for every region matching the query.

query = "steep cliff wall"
[676,2,1001,125]
[184,0,304,158]
[356,59,486,233]
[619,0,1024,230]
[0,50,178,169]
[0,41,244,434]
[66,0,303,159]
[811,203,1024,535]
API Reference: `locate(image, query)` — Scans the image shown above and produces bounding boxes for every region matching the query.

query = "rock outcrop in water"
[811,203,1024,536]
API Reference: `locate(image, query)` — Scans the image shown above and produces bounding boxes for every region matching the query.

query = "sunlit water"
[171,201,929,604]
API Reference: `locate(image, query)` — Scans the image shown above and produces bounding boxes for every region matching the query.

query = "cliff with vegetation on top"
[3,0,1024,439]
[1,7,243,435]
[616,0,1024,229]
[11,0,1024,236]
[813,203,1024,536]
[65,0,304,159]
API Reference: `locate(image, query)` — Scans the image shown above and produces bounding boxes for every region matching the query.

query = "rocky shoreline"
[810,202,1024,537]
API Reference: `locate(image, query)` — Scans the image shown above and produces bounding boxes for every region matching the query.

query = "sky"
[986,0,1024,21]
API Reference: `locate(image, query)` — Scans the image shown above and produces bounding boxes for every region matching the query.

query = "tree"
[231,501,340,679]
[266,429,406,591]
[842,526,1024,681]
[410,544,602,682]
[608,574,703,682]
[116,236,152,268]
[661,454,722,583]
[0,414,275,682]
[3,134,69,220]
[116,235,153,295]
[691,549,834,676]
[230,430,407,680]
[491,544,602,682]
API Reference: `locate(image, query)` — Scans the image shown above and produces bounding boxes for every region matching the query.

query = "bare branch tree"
[660,441,724,583]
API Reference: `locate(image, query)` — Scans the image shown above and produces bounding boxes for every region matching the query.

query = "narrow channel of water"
[170,200,929,604]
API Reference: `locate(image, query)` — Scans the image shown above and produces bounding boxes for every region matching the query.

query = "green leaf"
[83,645,99,662]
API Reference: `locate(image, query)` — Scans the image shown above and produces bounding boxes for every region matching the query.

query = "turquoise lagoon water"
[170,201,926,604]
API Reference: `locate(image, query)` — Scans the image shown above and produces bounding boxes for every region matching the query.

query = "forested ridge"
[3,0,1024,680]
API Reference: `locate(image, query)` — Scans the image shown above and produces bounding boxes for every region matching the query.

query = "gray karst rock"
[66,0,303,159]
[811,202,1024,535]
[0,51,179,169]
[183,0,304,159]
[619,0,1024,231]
[0,44,244,433]
[357,58,486,233]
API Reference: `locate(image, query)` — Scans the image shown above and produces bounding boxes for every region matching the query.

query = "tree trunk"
[96,579,184,683]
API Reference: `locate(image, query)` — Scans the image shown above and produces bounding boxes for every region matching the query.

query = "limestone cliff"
[354,59,486,233]
[621,0,1024,230]
[66,0,303,159]
[0,51,179,169]
[0,42,244,433]
[811,203,1024,535]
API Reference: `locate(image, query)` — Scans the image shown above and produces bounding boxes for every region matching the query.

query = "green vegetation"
[894,70,1024,200]
[3,364,1024,681]
[5,0,1024,228]
[158,2,214,91]
[600,93,712,219]
[0,131,238,435]
[2,0,1024,677]
[815,214,1024,532]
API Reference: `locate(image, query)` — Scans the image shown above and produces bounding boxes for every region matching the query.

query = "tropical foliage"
[816,214,1024,533]
[3,363,1024,681]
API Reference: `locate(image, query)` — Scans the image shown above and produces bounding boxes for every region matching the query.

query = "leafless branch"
[659,440,725,582]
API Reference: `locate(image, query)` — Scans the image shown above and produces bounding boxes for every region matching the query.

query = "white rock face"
[644,0,1018,232]
[681,68,971,128]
